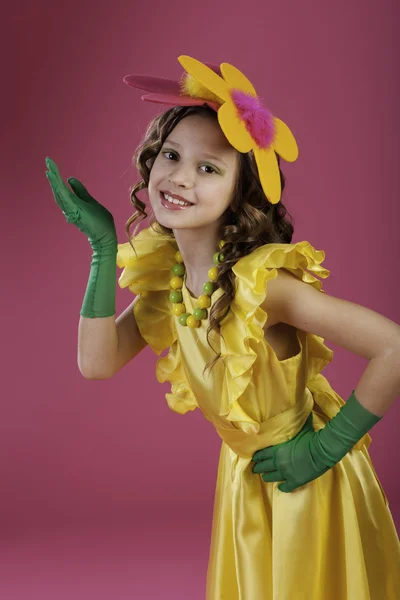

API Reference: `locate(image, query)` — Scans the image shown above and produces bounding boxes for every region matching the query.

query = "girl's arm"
[262,269,400,416]
[254,268,400,492]
[78,297,148,380]
[46,158,147,380]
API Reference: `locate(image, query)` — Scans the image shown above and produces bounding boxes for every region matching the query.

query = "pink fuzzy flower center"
[231,89,275,149]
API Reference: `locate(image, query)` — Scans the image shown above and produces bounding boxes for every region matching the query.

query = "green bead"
[178,313,189,326]
[212,250,224,264]
[172,263,185,276]
[193,307,207,320]
[170,248,223,327]
[169,290,183,303]
[203,281,214,295]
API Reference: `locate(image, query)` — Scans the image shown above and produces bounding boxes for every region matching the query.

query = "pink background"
[2,0,399,597]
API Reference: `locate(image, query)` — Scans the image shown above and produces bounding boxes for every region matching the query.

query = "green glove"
[252,390,382,493]
[45,157,118,318]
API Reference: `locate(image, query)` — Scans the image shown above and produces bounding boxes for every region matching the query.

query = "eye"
[163,151,177,160]
[162,150,218,174]
[200,165,218,175]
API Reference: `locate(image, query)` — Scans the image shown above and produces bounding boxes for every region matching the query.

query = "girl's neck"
[184,270,213,299]
[173,228,221,285]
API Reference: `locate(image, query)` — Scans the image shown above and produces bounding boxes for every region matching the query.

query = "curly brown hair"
[124,105,295,376]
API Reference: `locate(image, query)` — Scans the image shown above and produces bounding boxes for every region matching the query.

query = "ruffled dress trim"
[117,230,360,441]
[116,226,197,414]
[219,241,334,431]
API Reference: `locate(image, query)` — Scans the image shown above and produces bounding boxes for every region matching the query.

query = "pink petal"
[142,93,219,112]
[123,75,181,95]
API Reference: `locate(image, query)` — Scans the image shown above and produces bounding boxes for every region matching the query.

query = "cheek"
[211,179,236,206]
[199,175,227,193]
[148,167,160,191]
[149,160,166,188]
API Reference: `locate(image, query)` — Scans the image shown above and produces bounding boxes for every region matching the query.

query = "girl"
[45,55,400,599]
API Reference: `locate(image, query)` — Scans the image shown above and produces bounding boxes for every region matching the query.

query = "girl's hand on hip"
[251,413,331,493]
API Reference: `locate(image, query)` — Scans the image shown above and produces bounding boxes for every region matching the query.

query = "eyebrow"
[163,139,228,168]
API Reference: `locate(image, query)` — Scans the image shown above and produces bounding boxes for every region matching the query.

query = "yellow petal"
[218,101,254,153]
[178,56,230,103]
[220,63,257,96]
[254,146,281,204]
[272,118,299,162]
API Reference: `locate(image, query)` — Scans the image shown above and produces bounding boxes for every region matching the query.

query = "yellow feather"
[181,74,223,105]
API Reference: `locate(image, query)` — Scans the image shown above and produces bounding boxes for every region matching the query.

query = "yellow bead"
[219,240,225,249]
[186,315,200,328]
[208,266,218,281]
[172,303,186,316]
[197,294,211,308]
[175,250,183,263]
[170,276,183,290]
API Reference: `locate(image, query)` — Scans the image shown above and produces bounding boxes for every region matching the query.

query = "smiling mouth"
[160,191,194,207]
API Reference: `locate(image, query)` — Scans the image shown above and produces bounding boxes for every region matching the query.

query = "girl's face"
[148,113,239,233]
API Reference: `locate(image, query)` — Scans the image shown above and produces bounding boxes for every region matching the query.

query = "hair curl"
[124,105,295,377]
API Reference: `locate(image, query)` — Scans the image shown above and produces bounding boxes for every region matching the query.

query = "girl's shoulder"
[116,227,330,302]
[230,239,330,320]
[232,238,330,290]
[116,225,177,295]
[116,225,177,356]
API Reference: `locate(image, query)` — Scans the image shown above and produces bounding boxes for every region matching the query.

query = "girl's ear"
[145,157,155,170]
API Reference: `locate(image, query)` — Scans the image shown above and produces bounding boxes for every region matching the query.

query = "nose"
[168,162,194,188]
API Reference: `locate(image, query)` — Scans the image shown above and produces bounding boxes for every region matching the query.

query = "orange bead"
[208,266,218,281]
[172,303,186,316]
[170,276,183,290]
[197,294,211,308]
[187,315,200,328]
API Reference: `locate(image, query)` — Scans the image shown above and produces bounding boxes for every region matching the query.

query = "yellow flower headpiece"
[123,55,299,204]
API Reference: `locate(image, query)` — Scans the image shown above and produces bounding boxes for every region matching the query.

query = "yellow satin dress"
[117,226,400,600]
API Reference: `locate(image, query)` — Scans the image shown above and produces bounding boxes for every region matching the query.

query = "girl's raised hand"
[45,157,117,249]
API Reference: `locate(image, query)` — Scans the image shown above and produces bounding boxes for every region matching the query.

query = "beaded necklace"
[169,240,225,328]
